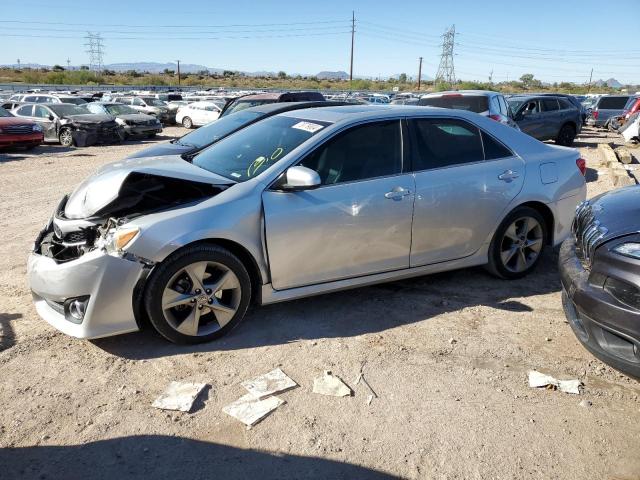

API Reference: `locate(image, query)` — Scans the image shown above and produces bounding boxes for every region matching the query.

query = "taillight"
[592,110,599,119]
[576,158,586,176]
[488,114,501,121]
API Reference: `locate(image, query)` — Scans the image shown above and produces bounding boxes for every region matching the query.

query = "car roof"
[276,104,484,123]
[246,100,349,115]
[422,90,500,98]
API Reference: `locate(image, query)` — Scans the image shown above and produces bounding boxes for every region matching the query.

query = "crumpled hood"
[64,155,233,219]
[589,185,640,240]
[117,113,158,123]
[65,113,115,124]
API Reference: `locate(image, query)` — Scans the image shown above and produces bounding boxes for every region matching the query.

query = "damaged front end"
[34,172,230,264]
[68,118,124,147]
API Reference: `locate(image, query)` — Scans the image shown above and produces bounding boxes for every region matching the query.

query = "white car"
[175,101,222,128]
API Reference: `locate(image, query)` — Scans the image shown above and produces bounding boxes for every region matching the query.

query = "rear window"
[598,97,629,109]
[418,95,489,114]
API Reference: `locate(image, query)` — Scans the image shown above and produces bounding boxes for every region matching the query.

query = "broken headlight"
[96,226,140,254]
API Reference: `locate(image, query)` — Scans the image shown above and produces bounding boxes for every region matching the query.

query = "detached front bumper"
[28,248,145,339]
[559,238,640,378]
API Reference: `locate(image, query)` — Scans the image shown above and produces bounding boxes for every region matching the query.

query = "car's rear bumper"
[28,249,144,339]
[559,238,640,378]
[0,132,43,147]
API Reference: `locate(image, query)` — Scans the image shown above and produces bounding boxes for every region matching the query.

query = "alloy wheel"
[499,216,543,273]
[161,261,241,337]
[60,129,73,147]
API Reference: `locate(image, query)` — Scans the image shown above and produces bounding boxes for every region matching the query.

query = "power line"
[0,31,352,41]
[0,19,348,28]
[435,25,456,85]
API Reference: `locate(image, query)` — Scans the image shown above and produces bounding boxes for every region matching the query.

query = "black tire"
[147,133,157,139]
[182,117,193,129]
[59,128,74,147]
[144,244,252,344]
[555,124,576,146]
[485,206,547,280]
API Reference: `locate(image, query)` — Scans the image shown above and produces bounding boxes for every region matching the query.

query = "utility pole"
[587,68,593,92]
[176,59,181,87]
[435,25,456,87]
[66,58,71,70]
[16,58,20,70]
[349,11,355,88]
[417,57,423,90]
[489,69,493,85]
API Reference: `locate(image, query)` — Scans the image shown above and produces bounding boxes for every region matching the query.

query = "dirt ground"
[1,126,639,480]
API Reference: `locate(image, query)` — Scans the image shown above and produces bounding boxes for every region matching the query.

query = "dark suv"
[560,187,640,378]
[219,91,325,118]
[507,95,582,146]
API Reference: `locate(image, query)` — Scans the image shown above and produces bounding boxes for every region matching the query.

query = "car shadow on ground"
[0,312,20,351]
[585,167,599,183]
[95,249,562,360]
[0,435,400,480]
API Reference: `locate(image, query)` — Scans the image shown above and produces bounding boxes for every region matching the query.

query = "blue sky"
[1,0,638,84]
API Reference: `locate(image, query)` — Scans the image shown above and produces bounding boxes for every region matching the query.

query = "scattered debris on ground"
[313,371,352,397]
[223,393,285,427]
[528,370,581,394]
[240,367,298,399]
[354,363,378,404]
[152,381,208,412]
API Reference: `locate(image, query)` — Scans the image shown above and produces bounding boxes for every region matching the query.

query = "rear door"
[263,119,415,290]
[409,117,525,266]
[540,98,562,138]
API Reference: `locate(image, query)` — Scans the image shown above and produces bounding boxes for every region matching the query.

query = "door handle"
[384,187,412,200]
[498,170,520,182]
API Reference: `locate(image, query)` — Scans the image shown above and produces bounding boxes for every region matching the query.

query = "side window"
[498,96,509,116]
[33,106,50,118]
[133,98,144,106]
[542,99,560,111]
[410,118,484,170]
[24,96,38,103]
[558,99,574,110]
[490,96,501,114]
[481,131,513,160]
[523,101,539,114]
[16,105,33,116]
[299,120,402,185]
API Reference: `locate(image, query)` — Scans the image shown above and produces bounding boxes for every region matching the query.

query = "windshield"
[193,115,329,182]
[507,99,526,113]
[141,97,166,107]
[49,104,90,116]
[106,104,137,115]
[177,109,263,148]
[60,97,87,105]
[0,106,12,117]
[222,99,276,117]
[418,95,489,113]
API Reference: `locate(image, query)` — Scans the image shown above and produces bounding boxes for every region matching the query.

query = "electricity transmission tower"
[85,32,104,72]
[435,25,456,86]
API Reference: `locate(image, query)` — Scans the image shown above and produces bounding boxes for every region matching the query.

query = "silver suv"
[418,90,519,129]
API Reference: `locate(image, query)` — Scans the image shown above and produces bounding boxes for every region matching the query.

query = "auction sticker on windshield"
[292,121,325,133]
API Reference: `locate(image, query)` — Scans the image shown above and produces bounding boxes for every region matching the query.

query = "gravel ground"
[1,126,639,480]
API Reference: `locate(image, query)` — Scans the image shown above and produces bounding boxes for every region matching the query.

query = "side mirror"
[48,114,54,121]
[280,166,321,191]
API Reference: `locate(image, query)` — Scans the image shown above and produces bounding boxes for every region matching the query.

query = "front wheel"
[59,128,74,147]
[144,244,252,344]
[486,207,546,279]
[182,116,193,129]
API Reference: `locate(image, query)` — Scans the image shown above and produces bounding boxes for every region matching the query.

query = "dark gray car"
[85,102,162,139]
[128,101,349,159]
[507,95,582,146]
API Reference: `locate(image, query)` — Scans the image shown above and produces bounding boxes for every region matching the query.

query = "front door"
[263,120,415,290]
[408,118,525,266]
[32,105,58,141]
[517,100,545,139]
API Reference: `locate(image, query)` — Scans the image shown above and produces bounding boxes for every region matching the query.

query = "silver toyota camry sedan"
[28,105,587,344]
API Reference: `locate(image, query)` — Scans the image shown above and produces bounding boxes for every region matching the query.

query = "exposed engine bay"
[34,172,229,263]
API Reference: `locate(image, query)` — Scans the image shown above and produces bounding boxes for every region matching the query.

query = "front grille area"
[573,201,608,268]
[63,230,88,244]
[4,124,33,134]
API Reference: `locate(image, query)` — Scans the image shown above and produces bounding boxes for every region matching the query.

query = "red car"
[0,106,44,150]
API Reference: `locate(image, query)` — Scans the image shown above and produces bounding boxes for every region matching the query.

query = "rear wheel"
[59,128,73,147]
[555,124,576,146]
[144,244,251,344]
[182,117,193,129]
[486,206,546,279]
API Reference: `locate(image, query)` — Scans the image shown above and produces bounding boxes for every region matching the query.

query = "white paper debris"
[292,121,324,133]
[223,393,285,426]
[241,368,298,399]
[152,381,207,412]
[312,371,352,397]
[528,370,581,395]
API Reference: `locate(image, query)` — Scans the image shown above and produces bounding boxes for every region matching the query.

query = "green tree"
[277,71,287,79]
[398,73,407,83]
